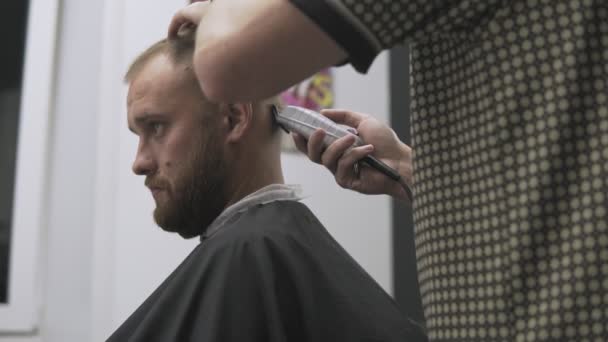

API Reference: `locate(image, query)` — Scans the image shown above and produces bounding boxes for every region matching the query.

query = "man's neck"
[224,155,284,209]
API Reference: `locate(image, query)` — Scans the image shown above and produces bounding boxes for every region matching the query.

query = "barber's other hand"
[168,1,210,38]
[292,109,413,201]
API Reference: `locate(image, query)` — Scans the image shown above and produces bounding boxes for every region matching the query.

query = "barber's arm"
[168,0,346,103]
[292,109,413,202]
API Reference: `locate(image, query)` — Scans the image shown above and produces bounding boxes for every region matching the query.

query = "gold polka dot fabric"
[289,0,607,340]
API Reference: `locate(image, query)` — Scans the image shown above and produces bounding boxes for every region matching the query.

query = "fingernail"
[364,144,374,151]
[346,127,358,135]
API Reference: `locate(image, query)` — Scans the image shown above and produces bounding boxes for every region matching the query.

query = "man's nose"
[132,143,156,176]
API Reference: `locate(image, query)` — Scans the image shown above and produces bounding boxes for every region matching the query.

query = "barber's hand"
[292,109,413,201]
[168,1,210,38]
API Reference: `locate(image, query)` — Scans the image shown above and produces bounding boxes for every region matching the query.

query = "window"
[0,0,58,332]
[0,0,30,306]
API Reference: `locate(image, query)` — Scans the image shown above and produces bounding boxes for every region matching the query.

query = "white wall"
[41,0,107,339]
[0,0,393,341]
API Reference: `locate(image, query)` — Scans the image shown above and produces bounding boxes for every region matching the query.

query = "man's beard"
[149,133,228,238]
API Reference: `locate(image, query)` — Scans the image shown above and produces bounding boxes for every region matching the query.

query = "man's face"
[127,54,228,238]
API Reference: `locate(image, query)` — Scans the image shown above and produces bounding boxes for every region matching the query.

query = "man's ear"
[218,103,254,143]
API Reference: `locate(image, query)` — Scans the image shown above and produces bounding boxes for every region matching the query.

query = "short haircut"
[124,29,283,126]
[124,29,197,83]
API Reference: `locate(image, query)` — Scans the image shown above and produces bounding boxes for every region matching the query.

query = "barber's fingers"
[334,144,374,189]
[168,2,209,38]
[321,109,366,129]
[292,133,308,154]
[306,129,326,164]
[291,130,327,164]
[168,15,191,38]
[321,134,356,174]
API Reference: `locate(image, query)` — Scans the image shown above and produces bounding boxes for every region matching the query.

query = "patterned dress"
[290,0,608,340]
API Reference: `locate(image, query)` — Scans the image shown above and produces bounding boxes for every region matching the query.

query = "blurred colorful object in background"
[279,68,334,152]
[280,68,334,111]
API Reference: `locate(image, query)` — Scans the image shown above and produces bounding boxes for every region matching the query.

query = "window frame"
[0,0,59,332]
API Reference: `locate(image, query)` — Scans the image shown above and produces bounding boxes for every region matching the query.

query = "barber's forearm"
[193,0,346,102]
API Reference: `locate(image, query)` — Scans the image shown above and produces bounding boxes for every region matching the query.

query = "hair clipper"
[272,105,413,201]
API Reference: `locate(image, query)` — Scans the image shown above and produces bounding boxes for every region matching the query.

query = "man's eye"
[150,122,165,136]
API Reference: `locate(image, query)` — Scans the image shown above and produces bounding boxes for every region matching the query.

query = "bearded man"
[107,30,425,342]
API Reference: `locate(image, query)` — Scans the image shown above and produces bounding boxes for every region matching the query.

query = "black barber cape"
[107,201,426,341]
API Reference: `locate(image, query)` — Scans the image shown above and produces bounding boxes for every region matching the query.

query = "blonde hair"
[124,29,198,83]
[125,29,283,132]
